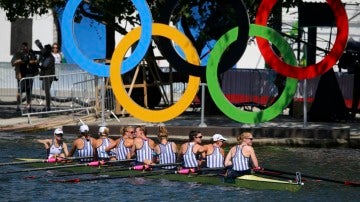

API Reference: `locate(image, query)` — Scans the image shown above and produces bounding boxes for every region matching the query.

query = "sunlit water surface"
[0,132,359,202]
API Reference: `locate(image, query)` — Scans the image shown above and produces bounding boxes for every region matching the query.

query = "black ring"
[155,0,250,77]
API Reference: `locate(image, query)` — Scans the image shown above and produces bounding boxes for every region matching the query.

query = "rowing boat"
[15,158,303,192]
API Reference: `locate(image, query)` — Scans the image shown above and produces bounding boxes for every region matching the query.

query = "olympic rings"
[110,23,201,123]
[255,0,348,80]
[61,1,349,124]
[206,24,298,124]
[61,0,152,76]
[155,0,250,77]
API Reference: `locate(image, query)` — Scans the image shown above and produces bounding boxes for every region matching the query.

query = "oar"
[0,156,94,166]
[51,163,181,178]
[51,169,177,183]
[50,163,182,183]
[263,168,360,187]
[0,159,133,175]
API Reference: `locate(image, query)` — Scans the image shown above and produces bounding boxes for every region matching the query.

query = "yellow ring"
[110,23,200,122]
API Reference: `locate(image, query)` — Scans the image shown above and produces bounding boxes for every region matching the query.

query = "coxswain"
[37,128,69,160]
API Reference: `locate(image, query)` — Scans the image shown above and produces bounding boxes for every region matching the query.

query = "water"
[0,132,359,202]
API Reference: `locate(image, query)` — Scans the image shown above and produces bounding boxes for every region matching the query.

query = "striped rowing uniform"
[158,142,177,169]
[48,139,63,158]
[96,137,113,160]
[183,142,198,168]
[232,145,250,171]
[136,138,153,163]
[115,138,130,160]
[77,138,94,162]
[206,145,224,168]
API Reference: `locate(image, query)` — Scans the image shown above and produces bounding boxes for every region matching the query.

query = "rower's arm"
[249,147,259,168]
[105,140,117,152]
[62,143,69,157]
[68,140,77,157]
[37,139,51,149]
[224,147,235,167]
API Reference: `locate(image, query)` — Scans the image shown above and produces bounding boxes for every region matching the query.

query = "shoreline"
[1,105,359,148]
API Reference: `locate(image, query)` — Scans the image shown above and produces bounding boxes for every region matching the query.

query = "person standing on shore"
[51,43,63,64]
[154,126,178,169]
[68,124,95,162]
[224,131,260,178]
[37,128,69,159]
[178,130,205,169]
[11,42,38,111]
[39,44,55,111]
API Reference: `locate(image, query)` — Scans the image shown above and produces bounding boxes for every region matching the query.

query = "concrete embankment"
[0,106,359,148]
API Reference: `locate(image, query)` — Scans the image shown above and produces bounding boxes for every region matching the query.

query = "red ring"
[255,0,348,80]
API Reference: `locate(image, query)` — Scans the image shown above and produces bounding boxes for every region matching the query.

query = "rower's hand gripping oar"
[263,167,360,187]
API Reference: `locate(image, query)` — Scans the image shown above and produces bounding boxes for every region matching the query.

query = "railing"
[1,61,358,125]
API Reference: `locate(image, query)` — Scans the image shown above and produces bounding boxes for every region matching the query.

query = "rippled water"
[0,132,359,201]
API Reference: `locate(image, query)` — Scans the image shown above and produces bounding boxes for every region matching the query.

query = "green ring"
[206,24,298,124]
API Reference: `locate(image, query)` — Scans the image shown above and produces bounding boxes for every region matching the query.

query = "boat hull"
[17,158,302,192]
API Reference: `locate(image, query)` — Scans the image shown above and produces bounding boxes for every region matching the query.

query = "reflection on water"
[0,133,359,201]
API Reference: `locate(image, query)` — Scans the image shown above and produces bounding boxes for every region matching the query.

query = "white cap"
[54,128,63,135]
[213,134,227,142]
[98,126,108,134]
[80,124,89,133]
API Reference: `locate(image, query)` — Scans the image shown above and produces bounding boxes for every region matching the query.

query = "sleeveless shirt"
[206,145,224,168]
[159,142,177,169]
[183,142,198,168]
[232,145,250,171]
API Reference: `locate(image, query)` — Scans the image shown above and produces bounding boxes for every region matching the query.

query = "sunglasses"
[127,131,134,134]
[196,136,203,139]
[246,138,253,141]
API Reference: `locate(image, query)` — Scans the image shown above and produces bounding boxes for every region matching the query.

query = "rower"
[129,126,156,165]
[201,134,227,174]
[105,126,135,161]
[224,131,260,178]
[154,126,178,170]
[68,124,95,162]
[93,126,116,161]
[37,128,69,159]
[178,130,205,169]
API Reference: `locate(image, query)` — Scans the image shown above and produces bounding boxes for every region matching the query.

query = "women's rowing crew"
[39,125,260,177]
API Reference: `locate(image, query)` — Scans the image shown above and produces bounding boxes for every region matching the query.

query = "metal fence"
[1,62,357,124]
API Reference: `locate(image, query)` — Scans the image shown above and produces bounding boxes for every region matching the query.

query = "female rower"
[68,124,95,162]
[224,131,260,178]
[154,126,178,169]
[37,128,69,159]
[178,130,205,169]
[93,126,116,161]
[129,126,156,165]
[202,134,227,168]
[106,125,135,160]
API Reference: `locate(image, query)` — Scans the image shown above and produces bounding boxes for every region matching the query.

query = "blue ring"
[61,0,152,76]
